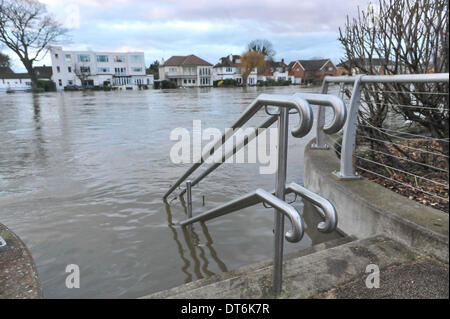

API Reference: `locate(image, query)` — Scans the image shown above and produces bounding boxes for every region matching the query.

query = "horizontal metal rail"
[285,183,337,233]
[163,94,314,199]
[179,188,305,243]
[323,73,450,84]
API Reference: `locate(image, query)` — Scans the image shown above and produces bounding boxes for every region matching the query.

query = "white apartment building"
[213,54,257,85]
[158,55,213,87]
[49,46,153,90]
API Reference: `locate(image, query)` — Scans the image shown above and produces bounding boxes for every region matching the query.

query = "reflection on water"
[0,86,340,298]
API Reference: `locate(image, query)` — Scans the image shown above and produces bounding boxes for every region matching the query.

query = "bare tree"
[74,64,91,89]
[0,0,67,91]
[247,39,276,59]
[339,0,449,158]
[240,51,265,87]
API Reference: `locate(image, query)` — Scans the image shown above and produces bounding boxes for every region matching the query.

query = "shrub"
[37,80,56,92]
[154,80,177,89]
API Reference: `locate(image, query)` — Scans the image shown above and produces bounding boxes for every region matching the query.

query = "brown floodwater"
[0,85,341,298]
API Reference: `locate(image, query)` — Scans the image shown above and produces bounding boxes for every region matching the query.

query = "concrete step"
[142,235,355,299]
[142,235,425,299]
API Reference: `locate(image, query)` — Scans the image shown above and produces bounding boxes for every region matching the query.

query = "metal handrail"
[166,92,347,295]
[285,183,337,233]
[179,188,305,243]
[163,93,314,199]
[176,93,348,197]
[179,182,338,239]
[292,93,347,135]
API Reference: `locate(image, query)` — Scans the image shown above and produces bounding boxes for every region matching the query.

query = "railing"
[316,73,449,211]
[164,93,347,295]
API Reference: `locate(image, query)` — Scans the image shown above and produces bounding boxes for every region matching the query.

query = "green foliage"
[258,78,291,86]
[37,80,56,92]
[0,52,11,68]
[147,60,160,80]
[213,79,238,87]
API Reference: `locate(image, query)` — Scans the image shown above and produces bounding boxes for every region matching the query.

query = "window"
[98,67,110,73]
[327,67,333,72]
[68,66,72,73]
[80,66,91,73]
[65,54,71,62]
[114,67,126,74]
[96,55,109,62]
[184,79,187,84]
[296,68,300,72]
[169,67,177,73]
[26,82,32,86]
[67,80,73,85]
[129,55,142,63]
[199,67,210,75]
[192,79,195,84]
[226,67,232,72]
[58,79,62,86]
[57,66,60,73]
[55,53,59,59]
[113,55,126,62]
[131,67,142,72]
[78,54,90,62]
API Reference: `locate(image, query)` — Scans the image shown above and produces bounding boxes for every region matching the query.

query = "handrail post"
[332,75,364,180]
[186,180,193,218]
[311,78,330,149]
[273,107,289,296]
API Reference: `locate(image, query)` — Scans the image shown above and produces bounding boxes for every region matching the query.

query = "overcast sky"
[6,0,371,71]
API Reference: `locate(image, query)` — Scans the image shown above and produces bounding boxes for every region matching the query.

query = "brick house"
[288,59,337,84]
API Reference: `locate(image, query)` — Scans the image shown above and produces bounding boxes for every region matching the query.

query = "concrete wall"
[303,139,449,261]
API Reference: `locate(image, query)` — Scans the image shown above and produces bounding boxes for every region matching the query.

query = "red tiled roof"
[163,55,212,67]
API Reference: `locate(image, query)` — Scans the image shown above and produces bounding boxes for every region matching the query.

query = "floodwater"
[0,86,341,298]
